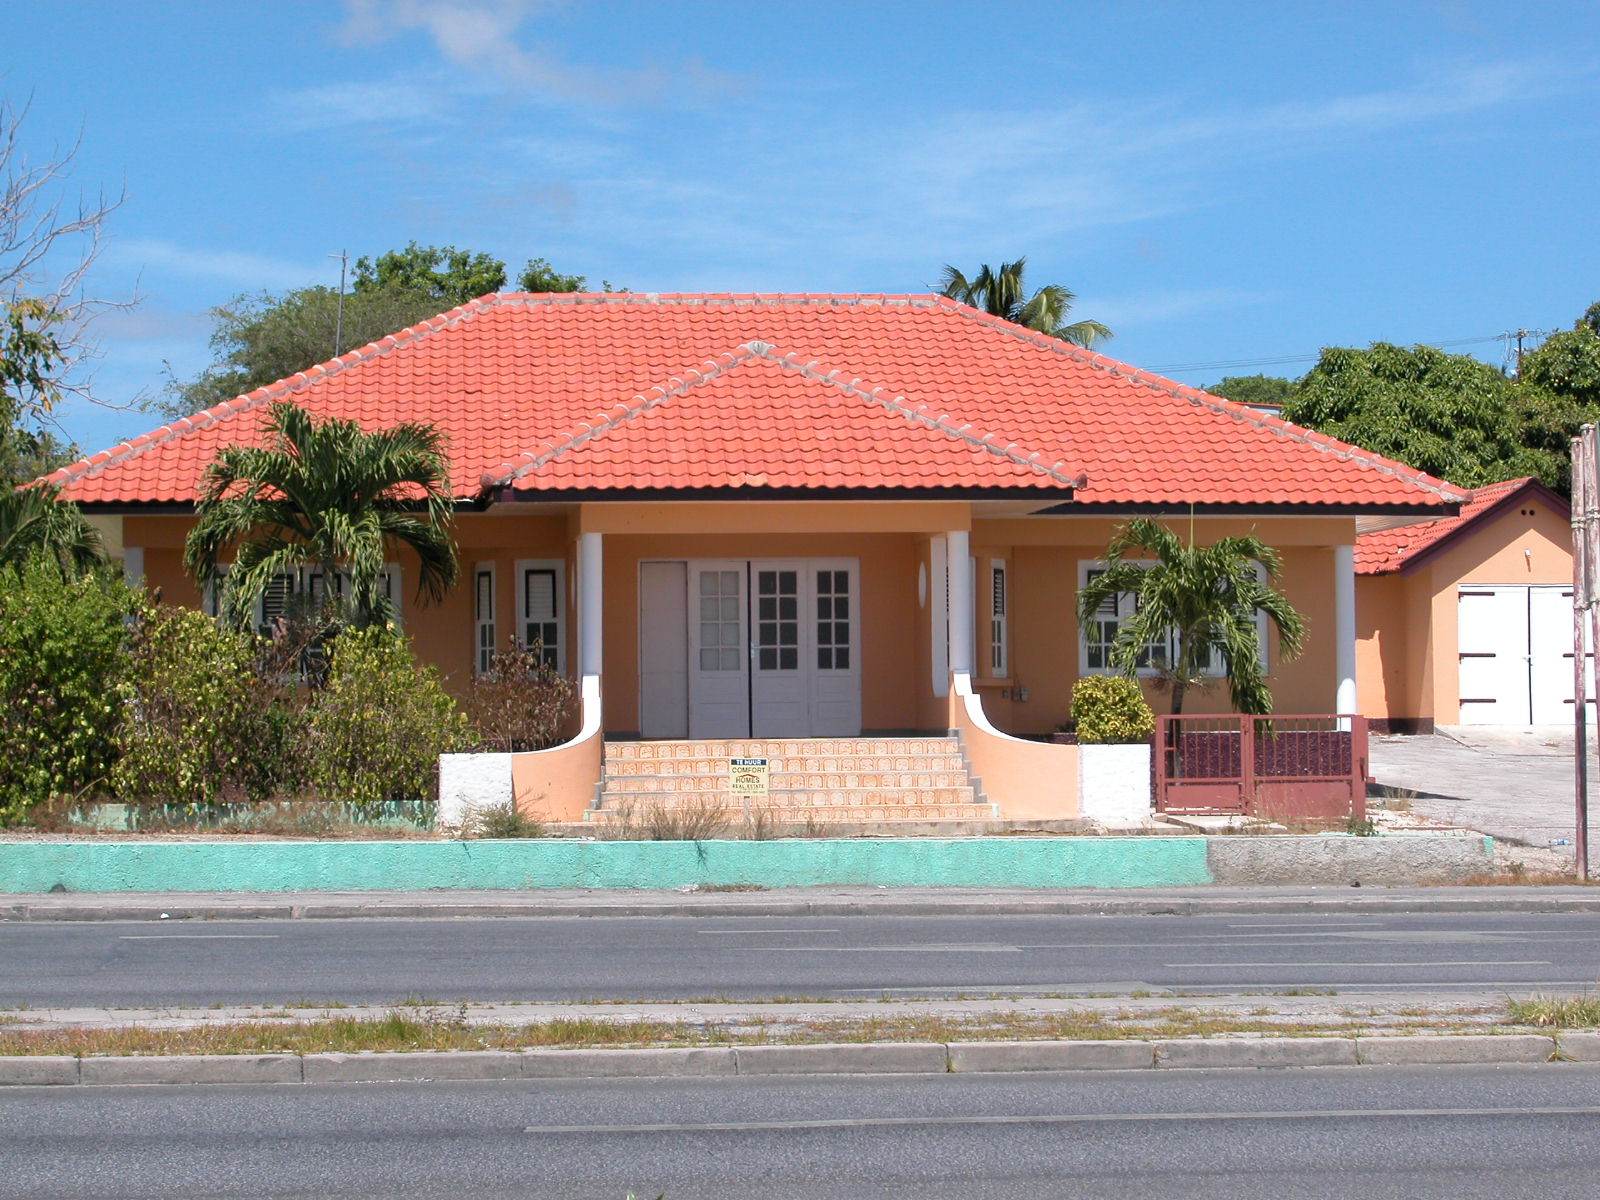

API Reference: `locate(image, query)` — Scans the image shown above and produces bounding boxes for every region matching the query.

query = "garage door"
[1458,585,1592,724]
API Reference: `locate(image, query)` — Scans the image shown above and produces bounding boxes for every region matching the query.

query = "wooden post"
[1573,426,1595,881]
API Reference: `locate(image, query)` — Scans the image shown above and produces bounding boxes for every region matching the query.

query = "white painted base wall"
[1077,743,1153,822]
[437,752,514,829]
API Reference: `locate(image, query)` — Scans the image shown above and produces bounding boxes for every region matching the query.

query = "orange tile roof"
[1355,477,1564,574]
[48,293,1468,511]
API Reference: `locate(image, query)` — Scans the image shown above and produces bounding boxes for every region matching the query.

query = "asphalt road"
[5,1064,1600,1199]
[5,911,1599,1007]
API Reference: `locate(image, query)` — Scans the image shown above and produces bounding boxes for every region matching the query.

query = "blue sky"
[10,0,1600,454]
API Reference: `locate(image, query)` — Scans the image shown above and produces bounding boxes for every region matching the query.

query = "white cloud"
[336,0,739,104]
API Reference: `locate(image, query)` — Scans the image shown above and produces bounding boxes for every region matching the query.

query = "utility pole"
[1572,424,1596,881]
[330,249,349,358]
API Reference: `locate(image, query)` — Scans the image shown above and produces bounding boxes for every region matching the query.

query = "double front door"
[639,558,861,738]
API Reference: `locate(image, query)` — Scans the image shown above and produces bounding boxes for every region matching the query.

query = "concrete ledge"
[1557,1031,1600,1062]
[79,1054,302,1086]
[5,1032,1599,1087]
[302,1051,522,1082]
[0,1055,79,1085]
[1205,835,1494,887]
[1358,1034,1556,1065]
[521,1047,736,1078]
[734,1042,949,1076]
[948,1040,1154,1073]
[1155,1037,1359,1069]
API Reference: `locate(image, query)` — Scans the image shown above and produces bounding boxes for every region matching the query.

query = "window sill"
[973,676,1014,689]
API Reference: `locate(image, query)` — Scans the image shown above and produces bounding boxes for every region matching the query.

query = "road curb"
[1,1034,1585,1088]
[6,891,1600,922]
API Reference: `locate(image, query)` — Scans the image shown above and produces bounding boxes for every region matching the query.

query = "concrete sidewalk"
[5,884,1600,922]
[1370,725,1597,853]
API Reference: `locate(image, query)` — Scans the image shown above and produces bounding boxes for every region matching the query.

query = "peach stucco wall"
[1355,496,1572,725]
[121,506,1366,734]
[971,515,1354,734]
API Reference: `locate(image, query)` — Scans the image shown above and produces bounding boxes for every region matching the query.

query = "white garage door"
[1458,585,1591,724]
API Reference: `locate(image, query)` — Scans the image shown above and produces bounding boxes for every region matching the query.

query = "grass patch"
[1506,993,1600,1027]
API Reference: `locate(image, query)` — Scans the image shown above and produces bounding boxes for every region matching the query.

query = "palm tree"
[0,483,105,576]
[939,258,1112,348]
[184,402,458,628]
[1075,518,1304,715]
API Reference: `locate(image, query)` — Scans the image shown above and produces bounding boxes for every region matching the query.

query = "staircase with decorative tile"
[585,737,996,828]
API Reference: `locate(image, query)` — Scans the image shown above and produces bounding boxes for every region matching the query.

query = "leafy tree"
[184,401,459,628]
[1076,518,1305,715]
[1,97,128,481]
[1282,343,1564,490]
[163,282,461,415]
[939,257,1111,348]
[303,625,470,809]
[0,558,138,822]
[1206,374,1294,408]
[518,256,588,292]
[0,483,104,576]
[353,241,506,306]
[165,247,603,416]
[1521,302,1600,409]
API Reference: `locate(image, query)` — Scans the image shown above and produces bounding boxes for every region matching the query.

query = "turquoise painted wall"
[0,837,1213,893]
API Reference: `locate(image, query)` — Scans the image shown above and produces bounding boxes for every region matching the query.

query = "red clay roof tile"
[1355,477,1561,574]
[48,293,1466,511]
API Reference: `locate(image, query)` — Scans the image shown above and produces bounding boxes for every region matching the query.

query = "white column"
[947,529,973,676]
[1334,543,1357,727]
[122,546,145,588]
[578,531,603,676]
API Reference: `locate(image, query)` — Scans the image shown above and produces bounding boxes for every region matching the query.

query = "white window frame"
[1077,559,1268,679]
[516,557,567,673]
[474,562,497,675]
[987,559,1009,678]
[206,564,401,630]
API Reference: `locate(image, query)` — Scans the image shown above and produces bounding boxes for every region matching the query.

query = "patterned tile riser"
[604,773,971,792]
[584,805,999,824]
[595,788,978,807]
[603,756,962,776]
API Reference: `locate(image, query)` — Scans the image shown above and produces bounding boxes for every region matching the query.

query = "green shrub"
[112,607,302,806]
[0,559,139,823]
[304,626,471,809]
[462,641,576,752]
[1069,676,1156,745]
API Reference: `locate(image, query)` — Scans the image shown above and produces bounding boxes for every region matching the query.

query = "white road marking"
[1169,960,1549,968]
[697,929,841,935]
[525,1104,1600,1135]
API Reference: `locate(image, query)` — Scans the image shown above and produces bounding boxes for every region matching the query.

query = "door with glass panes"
[642,558,861,739]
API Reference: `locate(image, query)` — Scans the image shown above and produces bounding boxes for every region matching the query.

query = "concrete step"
[604,756,965,777]
[584,802,1000,825]
[605,738,964,761]
[604,771,974,792]
[596,786,982,808]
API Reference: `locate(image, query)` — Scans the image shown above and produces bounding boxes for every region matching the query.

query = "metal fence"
[1154,714,1368,822]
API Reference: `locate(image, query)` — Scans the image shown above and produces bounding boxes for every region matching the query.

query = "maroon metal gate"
[1154,714,1369,822]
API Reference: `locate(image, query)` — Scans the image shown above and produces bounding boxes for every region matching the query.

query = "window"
[517,558,566,672]
[1078,560,1265,678]
[474,564,497,675]
[988,560,1008,677]
[815,567,851,671]
[205,564,400,631]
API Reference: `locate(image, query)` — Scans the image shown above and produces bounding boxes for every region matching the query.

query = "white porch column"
[578,531,603,676]
[1334,543,1357,727]
[947,529,974,676]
